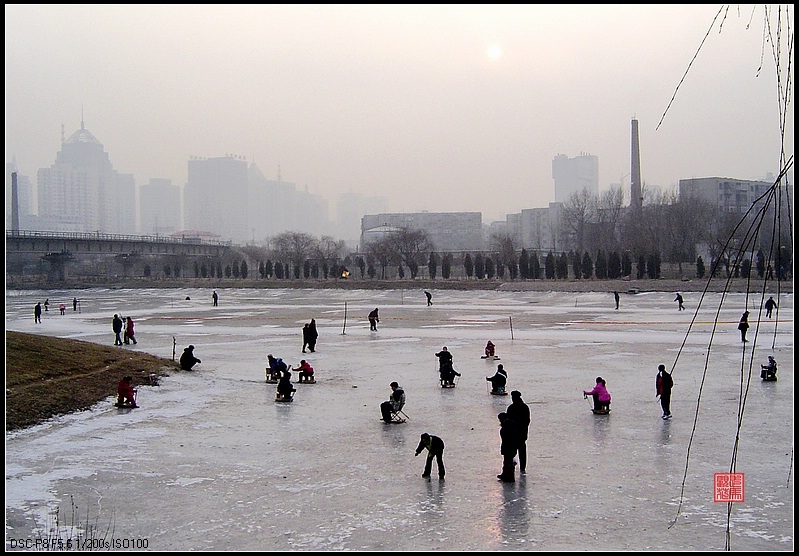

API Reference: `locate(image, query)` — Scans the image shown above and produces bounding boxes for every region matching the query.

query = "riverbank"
[5,276,791,294]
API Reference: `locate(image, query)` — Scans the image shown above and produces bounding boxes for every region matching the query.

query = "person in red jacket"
[116,376,138,408]
[296,359,315,383]
[125,316,137,345]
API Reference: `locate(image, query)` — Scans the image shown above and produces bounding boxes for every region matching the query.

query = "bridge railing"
[6,230,233,247]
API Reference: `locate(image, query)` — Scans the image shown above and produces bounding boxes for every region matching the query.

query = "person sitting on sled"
[583,376,611,413]
[267,354,288,381]
[486,364,508,394]
[296,359,315,383]
[761,356,778,380]
[485,341,496,358]
[440,362,461,386]
[276,367,295,399]
[117,375,138,407]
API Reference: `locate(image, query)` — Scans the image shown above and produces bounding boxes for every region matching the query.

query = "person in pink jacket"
[583,376,611,413]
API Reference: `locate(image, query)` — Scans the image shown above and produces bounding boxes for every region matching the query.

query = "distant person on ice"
[674,293,685,311]
[212,290,218,306]
[583,377,611,413]
[484,340,496,358]
[116,376,138,408]
[34,302,42,324]
[425,291,432,306]
[180,345,201,371]
[764,296,777,318]
[368,308,380,331]
[415,433,445,479]
[486,364,508,394]
[614,291,620,310]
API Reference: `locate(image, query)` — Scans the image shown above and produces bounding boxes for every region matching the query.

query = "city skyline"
[5,5,793,224]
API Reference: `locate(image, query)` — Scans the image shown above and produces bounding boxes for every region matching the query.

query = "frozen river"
[5,286,794,551]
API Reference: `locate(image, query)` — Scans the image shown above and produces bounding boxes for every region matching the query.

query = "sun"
[486,44,502,61]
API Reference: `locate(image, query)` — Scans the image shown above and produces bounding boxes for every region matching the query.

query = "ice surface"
[5,287,794,551]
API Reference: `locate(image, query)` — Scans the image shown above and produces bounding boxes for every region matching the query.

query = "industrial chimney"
[630,118,643,212]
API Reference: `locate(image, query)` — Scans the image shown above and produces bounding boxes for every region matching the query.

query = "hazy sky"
[5,5,793,223]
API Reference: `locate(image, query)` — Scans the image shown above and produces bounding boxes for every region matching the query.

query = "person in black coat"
[302,323,311,353]
[277,367,295,399]
[415,433,445,479]
[497,412,518,482]
[307,319,318,352]
[180,345,201,370]
[656,364,674,419]
[486,364,508,394]
[112,314,124,345]
[738,311,750,343]
[368,308,380,331]
[506,391,531,474]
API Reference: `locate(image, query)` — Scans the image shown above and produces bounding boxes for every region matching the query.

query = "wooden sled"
[440,382,456,389]
[490,390,508,396]
[481,355,501,360]
[275,390,295,403]
[592,407,610,415]
[297,377,317,384]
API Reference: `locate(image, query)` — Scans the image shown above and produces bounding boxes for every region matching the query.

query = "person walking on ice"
[212,290,219,307]
[656,364,673,419]
[368,308,380,331]
[415,433,445,480]
[738,311,750,343]
[425,291,432,306]
[765,296,777,318]
[674,293,685,311]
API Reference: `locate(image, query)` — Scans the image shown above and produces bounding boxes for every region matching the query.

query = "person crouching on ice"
[485,341,495,358]
[583,376,611,413]
[117,375,138,408]
[296,359,315,383]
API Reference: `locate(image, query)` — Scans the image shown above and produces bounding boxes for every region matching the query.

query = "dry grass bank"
[5,332,180,432]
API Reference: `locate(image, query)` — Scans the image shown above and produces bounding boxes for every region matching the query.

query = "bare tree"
[385,228,434,279]
[271,231,317,272]
[561,188,596,253]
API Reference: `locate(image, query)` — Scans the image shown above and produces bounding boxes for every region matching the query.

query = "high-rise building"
[140,178,181,236]
[184,155,249,243]
[36,119,136,234]
[552,153,599,203]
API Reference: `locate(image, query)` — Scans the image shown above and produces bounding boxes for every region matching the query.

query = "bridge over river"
[6,230,235,281]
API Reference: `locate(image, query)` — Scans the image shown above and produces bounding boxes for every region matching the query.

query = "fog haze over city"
[4,5,793,224]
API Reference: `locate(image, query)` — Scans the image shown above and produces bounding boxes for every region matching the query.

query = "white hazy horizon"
[4,5,794,224]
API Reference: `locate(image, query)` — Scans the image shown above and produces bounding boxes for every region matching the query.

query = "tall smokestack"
[630,118,643,212]
[11,171,20,232]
